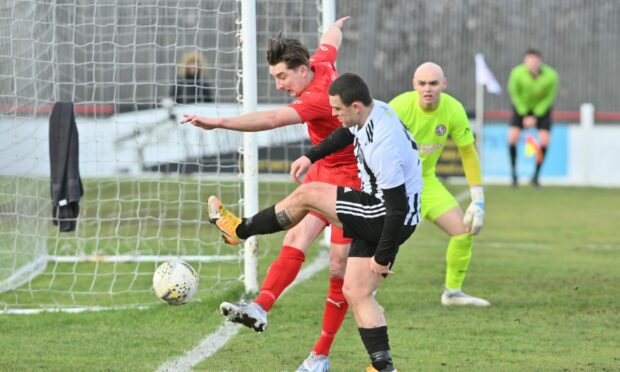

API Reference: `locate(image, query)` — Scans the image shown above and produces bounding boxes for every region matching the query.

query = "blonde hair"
[178,51,207,77]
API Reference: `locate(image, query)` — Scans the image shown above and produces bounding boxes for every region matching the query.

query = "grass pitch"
[1,184,619,371]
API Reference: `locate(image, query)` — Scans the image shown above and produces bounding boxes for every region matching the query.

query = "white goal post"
[0,0,331,314]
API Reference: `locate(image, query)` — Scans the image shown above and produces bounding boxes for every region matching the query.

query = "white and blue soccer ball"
[153,260,198,305]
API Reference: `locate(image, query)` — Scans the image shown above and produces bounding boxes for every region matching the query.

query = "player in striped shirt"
[208,73,423,372]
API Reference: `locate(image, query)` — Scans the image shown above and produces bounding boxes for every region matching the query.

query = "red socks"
[254,245,305,312]
[312,277,348,356]
[255,247,347,357]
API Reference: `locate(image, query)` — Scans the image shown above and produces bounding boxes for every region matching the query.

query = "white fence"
[2,103,618,186]
[0,103,305,178]
[481,104,620,187]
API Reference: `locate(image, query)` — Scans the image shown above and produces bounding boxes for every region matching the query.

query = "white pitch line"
[157,249,330,372]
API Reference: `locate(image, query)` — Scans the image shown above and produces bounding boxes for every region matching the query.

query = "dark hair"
[525,48,542,58]
[266,32,310,69]
[328,73,373,106]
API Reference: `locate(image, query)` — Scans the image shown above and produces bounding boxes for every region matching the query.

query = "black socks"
[359,326,394,371]
[236,205,283,239]
[509,144,517,178]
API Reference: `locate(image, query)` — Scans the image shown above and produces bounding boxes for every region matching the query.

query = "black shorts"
[336,186,417,265]
[510,106,553,131]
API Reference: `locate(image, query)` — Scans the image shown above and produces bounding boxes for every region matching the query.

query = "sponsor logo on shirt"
[435,124,447,136]
[418,143,443,155]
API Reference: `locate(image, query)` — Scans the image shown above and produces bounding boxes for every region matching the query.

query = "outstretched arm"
[319,16,350,50]
[180,106,302,132]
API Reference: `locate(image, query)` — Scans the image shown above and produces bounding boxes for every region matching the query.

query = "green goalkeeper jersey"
[389,91,474,179]
[508,64,559,117]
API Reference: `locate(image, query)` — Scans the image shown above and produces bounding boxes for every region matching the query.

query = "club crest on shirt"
[435,124,447,136]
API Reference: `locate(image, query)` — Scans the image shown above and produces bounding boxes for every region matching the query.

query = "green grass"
[0,178,298,309]
[1,184,619,371]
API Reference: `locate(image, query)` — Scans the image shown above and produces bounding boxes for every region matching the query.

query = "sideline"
[157,249,330,372]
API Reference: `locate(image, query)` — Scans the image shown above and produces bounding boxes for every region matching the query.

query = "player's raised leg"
[209,183,340,242]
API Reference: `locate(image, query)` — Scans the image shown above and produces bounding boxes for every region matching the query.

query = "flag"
[475,53,501,95]
[525,135,543,164]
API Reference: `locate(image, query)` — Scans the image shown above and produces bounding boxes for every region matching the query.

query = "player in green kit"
[389,62,490,307]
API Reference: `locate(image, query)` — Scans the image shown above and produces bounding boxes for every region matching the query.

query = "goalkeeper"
[389,62,490,307]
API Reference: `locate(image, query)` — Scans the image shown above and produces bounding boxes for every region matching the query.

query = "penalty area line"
[157,249,330,372]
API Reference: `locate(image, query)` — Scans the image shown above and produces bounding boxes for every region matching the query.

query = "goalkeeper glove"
[463,186,484,235]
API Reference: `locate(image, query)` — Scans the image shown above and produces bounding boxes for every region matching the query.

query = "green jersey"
[389,91,474,179]
[508,64,558,117]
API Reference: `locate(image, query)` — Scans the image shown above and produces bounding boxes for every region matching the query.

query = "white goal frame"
[0,0,335,314]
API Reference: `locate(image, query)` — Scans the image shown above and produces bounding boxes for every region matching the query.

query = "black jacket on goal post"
[49,101,84,232]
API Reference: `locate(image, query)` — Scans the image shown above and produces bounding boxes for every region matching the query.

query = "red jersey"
[289,44,357,169]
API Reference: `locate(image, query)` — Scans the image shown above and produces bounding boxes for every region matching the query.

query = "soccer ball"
[153,260,198,305]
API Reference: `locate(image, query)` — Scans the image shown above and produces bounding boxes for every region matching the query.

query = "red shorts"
[303,161,360,245]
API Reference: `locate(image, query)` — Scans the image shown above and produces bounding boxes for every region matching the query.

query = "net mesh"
[0,0,322,313]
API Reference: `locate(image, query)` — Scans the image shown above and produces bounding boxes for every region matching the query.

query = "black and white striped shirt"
[349,100,423,225]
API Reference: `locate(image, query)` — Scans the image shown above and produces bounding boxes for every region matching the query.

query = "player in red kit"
[181,17,356,371]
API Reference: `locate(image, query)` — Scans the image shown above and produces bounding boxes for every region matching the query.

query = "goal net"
[0,0,323,314]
